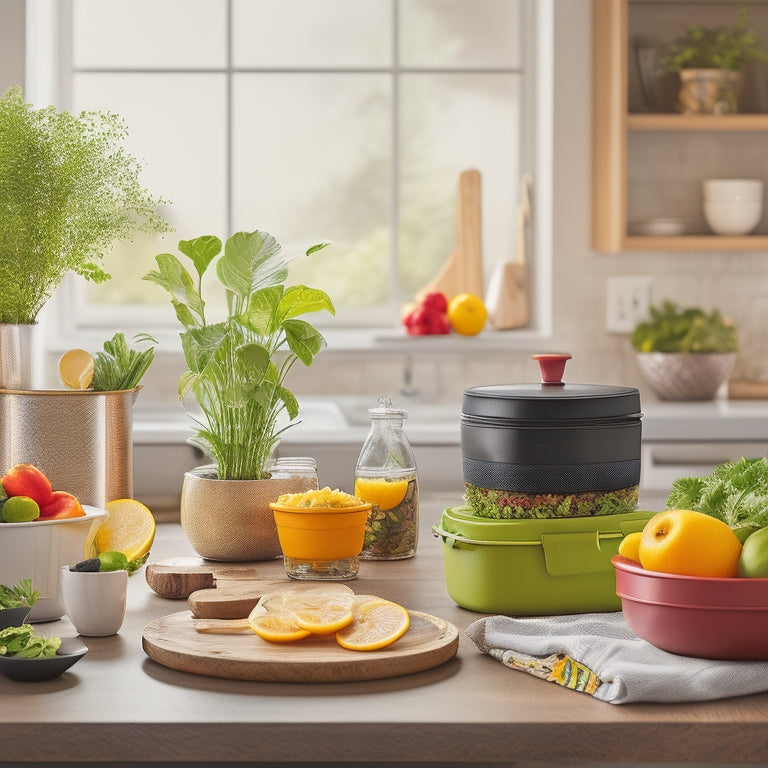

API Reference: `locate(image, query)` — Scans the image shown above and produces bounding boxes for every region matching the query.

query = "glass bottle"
[354,396,419,560]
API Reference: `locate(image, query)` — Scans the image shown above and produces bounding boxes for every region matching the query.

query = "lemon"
[58,348,94,389]
[335,595,410,651]
[617,530,642,563]
[282,586,355,634]
[354,477,409,511]
[738,526,768,578]
[447,293,487,336]
[247,613,313,643]
[95,498,156,561]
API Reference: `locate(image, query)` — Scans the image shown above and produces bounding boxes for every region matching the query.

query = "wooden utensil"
[142,609,459,683]
[485,175,530,330]
[420,169,484,300]
[145,557,288,618]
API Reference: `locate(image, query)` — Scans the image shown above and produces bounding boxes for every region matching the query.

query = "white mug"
[59,566,128,637]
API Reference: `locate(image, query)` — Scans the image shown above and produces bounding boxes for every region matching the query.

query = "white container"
[0,507,107,622]
[60,566,128,636]
[704,199,763,235]
[703,178,763,202]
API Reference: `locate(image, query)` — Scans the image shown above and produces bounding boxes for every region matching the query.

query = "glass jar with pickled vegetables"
[354,396,419,560]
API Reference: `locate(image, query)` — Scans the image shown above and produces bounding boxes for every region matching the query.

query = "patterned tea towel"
[466,612,768,705]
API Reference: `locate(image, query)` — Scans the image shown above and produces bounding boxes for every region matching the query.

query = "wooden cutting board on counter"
[143,558,460,682]
[142,609,459,683]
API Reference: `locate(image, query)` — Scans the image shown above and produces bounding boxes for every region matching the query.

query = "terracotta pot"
[180,467,315,561]
[635,352,737,401]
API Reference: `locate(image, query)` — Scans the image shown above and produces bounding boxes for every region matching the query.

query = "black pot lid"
[462,354,641,421]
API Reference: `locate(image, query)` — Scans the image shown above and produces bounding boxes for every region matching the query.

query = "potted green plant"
[661,9,768,114]
[0,85,170,388]
[144,229,335,561]
[632,300,738,401]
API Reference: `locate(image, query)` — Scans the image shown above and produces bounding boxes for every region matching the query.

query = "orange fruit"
[639,509,742,578]
[58,348,94,389]
[95,499,156,561]
[447,293,487,336]
[335,595,410,651]
[617,530,642,563]
[354,477,409,511]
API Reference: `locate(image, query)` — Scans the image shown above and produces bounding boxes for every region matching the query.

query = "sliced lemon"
[354,477,409,511]
[282,586,355,634]
[95,498,156,561]
[247,613,312,643]
[335,595,410,652]
[58,348,94,389]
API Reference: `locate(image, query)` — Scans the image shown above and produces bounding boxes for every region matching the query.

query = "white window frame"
[25,0,553,354]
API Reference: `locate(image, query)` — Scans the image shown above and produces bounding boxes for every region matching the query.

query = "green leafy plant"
[92,332,157,391]
[661,8,768,72]
[0,86,171,324]
[144,230,334,480]
[667,456,768,530]
[631,300,738,353]
[0,579,39,609]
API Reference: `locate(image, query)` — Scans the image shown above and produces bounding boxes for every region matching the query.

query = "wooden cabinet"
[592,0,768,253]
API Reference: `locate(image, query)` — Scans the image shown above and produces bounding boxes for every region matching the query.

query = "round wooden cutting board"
[142,610,459,683]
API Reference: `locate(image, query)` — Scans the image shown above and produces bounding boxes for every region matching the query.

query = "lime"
[1,495,40,523]
[733,525,759,544]
[738,526,768,578]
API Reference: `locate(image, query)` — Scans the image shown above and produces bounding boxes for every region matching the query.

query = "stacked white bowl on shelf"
[703,178,764,235]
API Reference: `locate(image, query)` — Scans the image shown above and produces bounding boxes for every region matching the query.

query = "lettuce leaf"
[666,457,768,529]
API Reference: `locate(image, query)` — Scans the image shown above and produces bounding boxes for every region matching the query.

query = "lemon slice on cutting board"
[58,348,94,389]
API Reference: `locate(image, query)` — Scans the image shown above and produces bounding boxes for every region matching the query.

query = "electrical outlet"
[606,276,653,333]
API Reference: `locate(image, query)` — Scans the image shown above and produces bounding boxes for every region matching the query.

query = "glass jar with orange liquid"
[354,396,419,560]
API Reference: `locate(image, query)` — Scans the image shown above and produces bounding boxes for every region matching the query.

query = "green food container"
[433,506,655,615]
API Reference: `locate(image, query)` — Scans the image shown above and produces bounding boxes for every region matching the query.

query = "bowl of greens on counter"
[632,301,738,401]
[0,579,38,629]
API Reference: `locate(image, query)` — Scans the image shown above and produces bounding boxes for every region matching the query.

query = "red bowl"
[612,555,768,660]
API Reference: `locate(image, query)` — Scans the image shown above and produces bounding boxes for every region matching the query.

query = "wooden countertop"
[4,493,768,767]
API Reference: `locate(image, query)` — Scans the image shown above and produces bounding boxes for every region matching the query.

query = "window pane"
[71,73,228,306]
[398,73,519,300]
[231,73,391,316]
[400,0,522,69]
[232,0,391,68]
[73,0,227,69]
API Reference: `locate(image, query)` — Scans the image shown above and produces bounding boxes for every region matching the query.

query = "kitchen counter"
[6,494,768,767]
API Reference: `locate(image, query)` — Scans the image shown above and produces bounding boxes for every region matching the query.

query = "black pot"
[461,354,642,496]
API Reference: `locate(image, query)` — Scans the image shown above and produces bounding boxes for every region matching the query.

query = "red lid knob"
[532,353,572,385]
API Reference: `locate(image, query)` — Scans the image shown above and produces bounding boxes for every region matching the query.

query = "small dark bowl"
[0,606,32,630]
[0,638,87,682]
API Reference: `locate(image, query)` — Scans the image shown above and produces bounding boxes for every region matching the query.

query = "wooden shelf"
[624,234,768,251]
[627,113,768,131]
[592,0,768,253]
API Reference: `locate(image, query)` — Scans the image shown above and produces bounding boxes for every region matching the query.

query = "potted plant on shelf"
[0,85,170,389]
[632,301,738,401]
[661,8,768,114]
[144,230,335,561]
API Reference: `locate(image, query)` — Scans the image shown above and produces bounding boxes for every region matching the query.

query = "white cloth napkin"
[466,612,768,705]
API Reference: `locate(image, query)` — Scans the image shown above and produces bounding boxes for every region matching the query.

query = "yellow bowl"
[269,502,372,561]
